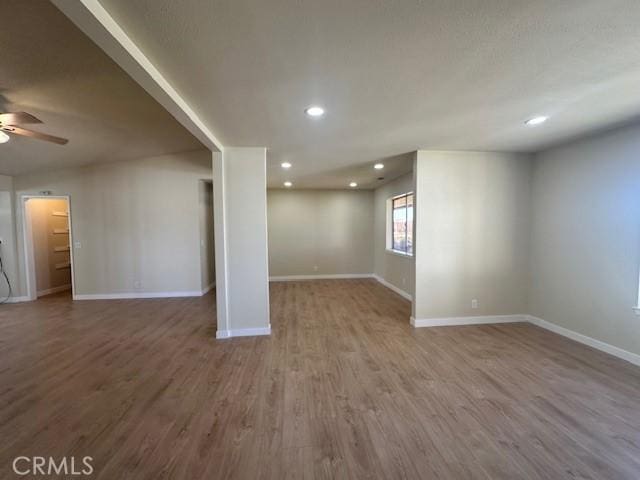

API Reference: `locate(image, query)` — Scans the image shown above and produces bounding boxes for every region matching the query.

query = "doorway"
[22,196,75,300]
[198,180,215,295]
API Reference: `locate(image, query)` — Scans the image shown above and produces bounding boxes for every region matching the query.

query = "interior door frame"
[21,194,76,301]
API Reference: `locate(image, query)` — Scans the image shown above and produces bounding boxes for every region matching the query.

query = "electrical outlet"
[471,299,478,309]
[134,280,142,289]
[402,278,406,285]
[313,265,318,271]
[74,241,82,249]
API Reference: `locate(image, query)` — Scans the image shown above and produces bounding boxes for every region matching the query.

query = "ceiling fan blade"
[0,112,43,125]
[1,125,68,145]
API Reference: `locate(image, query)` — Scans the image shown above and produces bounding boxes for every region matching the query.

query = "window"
[388,192,413,256]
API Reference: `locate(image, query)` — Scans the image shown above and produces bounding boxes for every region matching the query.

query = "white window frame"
[386,192,414,257]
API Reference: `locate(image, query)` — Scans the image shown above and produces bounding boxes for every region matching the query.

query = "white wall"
[215,147,270,335]
[373,173,414,297]
[267,189,374,277]
[13,149,213,297]
[413,151,532,320]
[27,198,72,295]
[530,123,640,356]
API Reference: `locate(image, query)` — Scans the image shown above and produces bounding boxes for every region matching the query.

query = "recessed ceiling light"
[281,162,292,169]
[305,106,325,117]
[525,116,548,126]
[0,131,9,144]
[349,182,358,188]
[284,181,292,187]
[374,163,384,170]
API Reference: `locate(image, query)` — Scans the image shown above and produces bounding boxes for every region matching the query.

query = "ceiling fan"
[0,112,68,145]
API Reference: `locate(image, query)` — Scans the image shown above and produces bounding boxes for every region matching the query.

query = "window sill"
[386,249,413,259]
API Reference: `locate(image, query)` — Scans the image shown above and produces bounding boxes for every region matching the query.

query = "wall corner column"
[212,148,270,338]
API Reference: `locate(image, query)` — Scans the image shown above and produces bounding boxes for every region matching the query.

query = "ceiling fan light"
[0,131,9,144]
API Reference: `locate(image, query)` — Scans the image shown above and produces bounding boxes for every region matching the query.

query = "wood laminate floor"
[1,279,640,479]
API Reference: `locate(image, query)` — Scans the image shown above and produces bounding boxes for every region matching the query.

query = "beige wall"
[413,150,532,319]
[13,149,212,297]
[530,123,640,356]
[373,173,414,297]
[27,198,72,295]
[267,189,374,277]
[220,147,270,333]
[0,175,19,300]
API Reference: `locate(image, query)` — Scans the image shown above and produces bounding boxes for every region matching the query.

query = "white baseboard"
[74,290,203,300]
[2,296,30,304]
[372,274,412,301]
[410,312,640,367]
[269,274,374,281]
[410,314,527,328]
[37,284,72,297]
[216,325,271,339]
[527,315,640,367]
[201,281,216,295]
[268,273,413,301]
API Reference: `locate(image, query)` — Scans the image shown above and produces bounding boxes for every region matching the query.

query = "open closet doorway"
[198,180,215,296]
[22,196,75,300]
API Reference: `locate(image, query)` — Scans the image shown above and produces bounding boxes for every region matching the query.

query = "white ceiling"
[89,0,640,189]
[0,1,203,177]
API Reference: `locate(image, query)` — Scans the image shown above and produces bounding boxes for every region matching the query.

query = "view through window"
[391,193,413,255]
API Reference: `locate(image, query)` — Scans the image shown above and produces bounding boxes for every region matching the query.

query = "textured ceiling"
[0,1,203,177]
[93,0,640,188]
